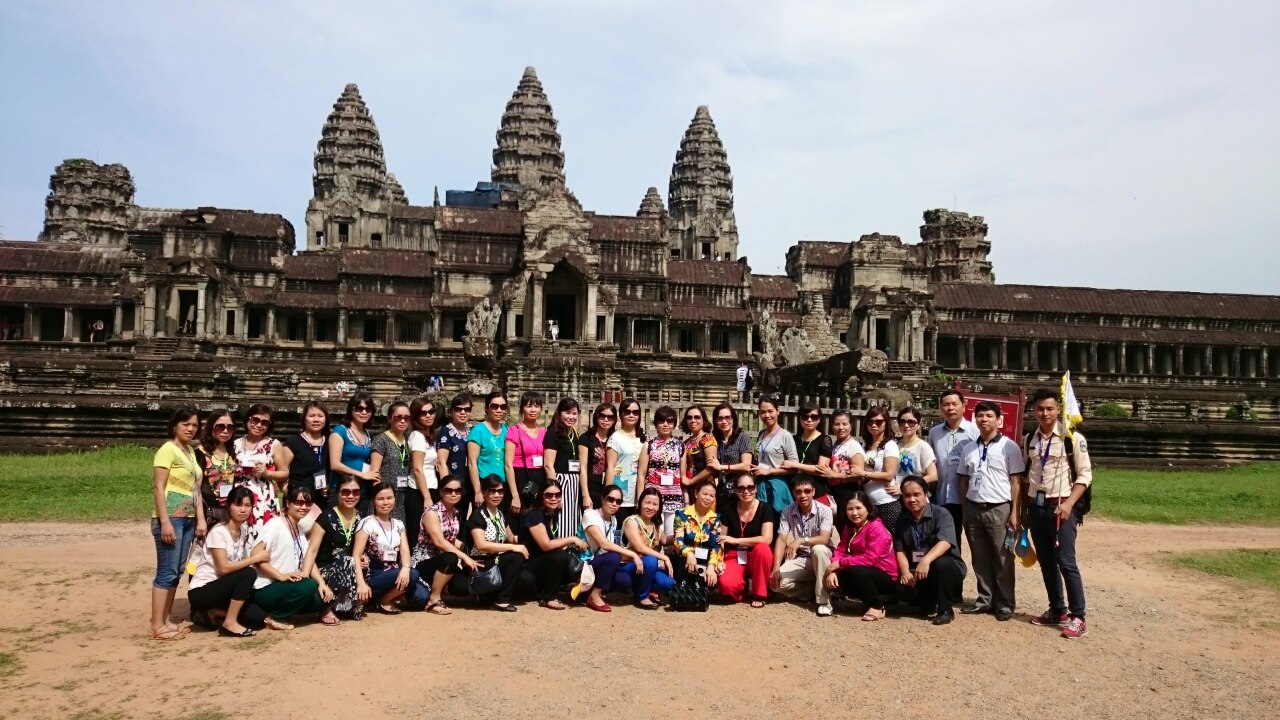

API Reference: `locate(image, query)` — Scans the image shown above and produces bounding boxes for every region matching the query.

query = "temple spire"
[491,66,566,188]
[667,105,738,259]
[637,186,665,218]
[312,83,389,202]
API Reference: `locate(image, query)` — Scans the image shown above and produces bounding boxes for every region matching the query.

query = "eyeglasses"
[485,487,507,495]
[685,415,703,422]
[488,403,508,410]
[803,413,821,421]
[794,488,815,495]
[716,415,733,422]
[353,405,372,413]
[247,417,270,426]
[542,491,562,498]
[735,485,757,493]
[897,419,919,427]
[338,489,360,497]
[212,423,235,432]
[603,496,623,505]
[441,487,463,495]
[453,406,472,413]
[290,499,313,508]
[419,409,437,416]
[622,409,639,416]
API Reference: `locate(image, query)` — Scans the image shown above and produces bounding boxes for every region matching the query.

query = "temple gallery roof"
[937,320,1280,349]
[667,259,744,286]
[0,242,125,274]
[934,283,1280,322]
[750,274,798,299]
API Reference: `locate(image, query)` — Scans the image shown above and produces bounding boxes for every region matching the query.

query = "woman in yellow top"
[150,404,203,640]
[671,479,723,589]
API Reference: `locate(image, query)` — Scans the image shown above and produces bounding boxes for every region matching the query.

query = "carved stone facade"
[1,67,1278,426]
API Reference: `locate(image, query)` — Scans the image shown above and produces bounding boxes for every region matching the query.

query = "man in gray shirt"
[927,389,980,544]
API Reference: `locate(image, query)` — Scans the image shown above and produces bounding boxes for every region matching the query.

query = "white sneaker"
[817,603,833,617]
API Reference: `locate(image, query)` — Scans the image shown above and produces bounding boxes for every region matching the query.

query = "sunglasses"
[390,414,411,421]
[715,415,733,422]
[353,405,373,413]
[603,496,623,504]
[622,409,639,416]
[685,415,703,421]
[453,406,472,413]
[338,488,360,497]
[803,413,821,420]
[247,417,270,426]
[290,499,313,508]
[866,419,885,426]
[794,488,815,495]
[441,487,463,495]
[735,485,757,492]
[542,491,562,498]
[599,414,616,421]
[488,403,508,410]
[212,423,235,432]
[897,419,919,427]
[656,418,674,425]
[485,487,507,495]
[419,409,437,416]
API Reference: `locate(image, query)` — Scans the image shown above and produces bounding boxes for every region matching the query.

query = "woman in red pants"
[717,473,775,607]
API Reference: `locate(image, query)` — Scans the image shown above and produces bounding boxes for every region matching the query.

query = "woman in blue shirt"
[468,391,513,512]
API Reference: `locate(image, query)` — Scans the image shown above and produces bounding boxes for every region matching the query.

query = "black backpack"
[743,368,755,392]
[1024,431,1092,525]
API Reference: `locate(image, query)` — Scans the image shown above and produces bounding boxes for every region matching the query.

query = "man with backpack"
[1023,388,1093,639]
[735,360,753,402]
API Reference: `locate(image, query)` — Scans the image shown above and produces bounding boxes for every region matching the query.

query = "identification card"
[694,547,709,561]
[217,483,232,498]
[659,472,675,487]
[239,456,258,468]
[313,472,327,490]
[530,456,543,469]
[396,475,411,488]
[912,551,926,563]
[737,550,749,565]
[360,462,371,474]
[382,548,398,562]
[567,461,580,472]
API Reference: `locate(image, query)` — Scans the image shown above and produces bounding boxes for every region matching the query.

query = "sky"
[1,0,1277,293]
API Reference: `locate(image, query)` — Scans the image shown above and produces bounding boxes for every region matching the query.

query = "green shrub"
[1092,401,1130,419]
[1225,405,1259,421]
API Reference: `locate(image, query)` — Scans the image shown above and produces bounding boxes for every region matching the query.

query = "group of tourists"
[148,387,1092,640]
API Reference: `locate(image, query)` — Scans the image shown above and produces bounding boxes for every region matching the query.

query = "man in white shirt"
[927,389,980,542]
[957,401,1025,621]
[734,361,751,402]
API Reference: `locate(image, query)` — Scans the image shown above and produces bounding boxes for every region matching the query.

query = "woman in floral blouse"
[196,408,237,527]
[304,475,365,621]
[672,480,723,589]
[413,475,479,614]
[233,403,289,544]
[645,405,684,535]
[681,404,719,495]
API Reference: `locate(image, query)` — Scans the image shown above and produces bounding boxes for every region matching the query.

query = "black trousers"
[415,553,461,582]
[522,548,572,601]
[403,490,427,550]
[905,554,966,613]
[836,565,898,608]
[187,566,266,629]
[479,551,524,605]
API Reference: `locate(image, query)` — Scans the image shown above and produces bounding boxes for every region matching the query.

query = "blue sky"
[1,0,1277,293]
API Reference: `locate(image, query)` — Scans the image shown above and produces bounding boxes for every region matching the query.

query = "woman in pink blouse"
[505,391,547,510]
[824,491,899,621]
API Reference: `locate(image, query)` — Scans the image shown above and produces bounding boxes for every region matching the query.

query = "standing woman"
[820,409,865,519]
[406,396,440,549]
[681,405,719,494]
[252,486,330,630]
[518,479,586,610]
[196,408,237,527]
[370,401,413,527]
[825,491,898,621]
[279,401,330,503]
[617,488,676,608]
[412,475,478,615]
[506,391,547,511]
[672,480,723,589]
[894,407,938,492]
[543,397,584,538]
[436,393,474,510]
[327,393,379,513]
[644,405,684,536]
[576,403,616,510]
[353,482,429,613]
[861,405,902,531]
[149,404,203,640]
[233,403,289,543]
[606,398,646,522]
[717,474,776,608]
[465,476,529,611]
[303,475,365,622]
[468,391,513,512]
[711,402,753,503]
[752,396,797,502]
[784,402,833,500]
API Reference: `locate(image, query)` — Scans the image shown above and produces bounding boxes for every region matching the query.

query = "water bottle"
[1003,526,1016,552]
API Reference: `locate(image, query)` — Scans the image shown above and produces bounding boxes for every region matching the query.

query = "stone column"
[504,308,517,340]
[584,283,598,341]
[1231,347,1241,377]
[627,317,635,352]
[336,310,348,346]
[143,286,157,337]
[911,312,926,362]
[866,313,877,352]
[965,336,975,369]
[1202,346,1212,376]
[112,301,123,339]
[385,312,396,348]
[1262,348,1271,378]
[63,307,74,342]
[1029,340,1040,371]
[195,281,208,339]
[605,313,615,345]
[1087,343,1098,373]
[703,323,712,355]
[169,285,180,337]
[430,313,439,346]
[1175,345,1184,375]
[1118,343,1127,375]
[529,276,545,339]
[305,311,315,348]
[134,302,145,339]
[1059,341,1068,372]
[1146,344,1155,375]
[746,323,754,357]
[930,332,939,363]
[999,337,1008,370]
[266,308,276,342]
[659,318,670,353]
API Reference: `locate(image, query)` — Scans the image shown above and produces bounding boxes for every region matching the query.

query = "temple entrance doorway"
[542,262,584,340]
[177,290,198,336]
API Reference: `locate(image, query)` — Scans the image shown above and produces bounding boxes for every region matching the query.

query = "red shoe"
[586,600,612,613]
[1061,617,1088,639]
[1030,609,1069,627]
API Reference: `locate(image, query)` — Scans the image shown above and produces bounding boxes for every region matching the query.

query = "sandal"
[426,601,452,615]
[635,599,659,610]
[320,611,341,626]
[861,607,886,622]
[217,625,257,638]
[750,599,766,609]
[263,616,295,630]
[540,598,569,611]
[150,626,187,641]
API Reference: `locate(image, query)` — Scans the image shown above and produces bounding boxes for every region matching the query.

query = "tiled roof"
[588,215,664,242]
[937,320,1280,348]
[750,275,797,300]
[796,241,849,268]
[671,304,751,322]
[615,300,668,317]
[344,292,434,312]
[341,249,433,277]
[160,208,293,239]
[437,207,522,235]
[275,291,338,309]
[242,287,275,304]
[0,285,115,307]
[668,259,744,285]
[934,284,1280,322]
[391,204,436,221]
[284,253,340,280]
[0,242,123,275]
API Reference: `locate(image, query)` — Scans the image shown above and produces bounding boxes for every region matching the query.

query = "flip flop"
[320,611,341,626]
[750,599,766,609]
[150,626,187,641]
[377,604,403,615]
[263,616,296,630]
[540,599,569,610]
[426,601,452,615]
[861,607,886,622]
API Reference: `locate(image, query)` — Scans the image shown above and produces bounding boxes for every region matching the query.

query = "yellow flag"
[1060,371,1083,434]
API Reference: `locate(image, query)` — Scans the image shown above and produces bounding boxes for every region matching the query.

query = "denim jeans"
[367,566,429,608]
[152,516,195,589]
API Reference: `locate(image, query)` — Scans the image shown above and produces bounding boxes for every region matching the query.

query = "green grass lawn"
[0,445,154,522]
[1092,462,1280,525]
[1169,549,1280,592]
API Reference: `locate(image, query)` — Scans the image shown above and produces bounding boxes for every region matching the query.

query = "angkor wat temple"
[2,67,1277,456]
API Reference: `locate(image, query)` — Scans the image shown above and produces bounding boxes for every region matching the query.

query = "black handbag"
[467,560,503,595]
[669,573,710,612]
[566,552,585,578]
[515,433,544,509]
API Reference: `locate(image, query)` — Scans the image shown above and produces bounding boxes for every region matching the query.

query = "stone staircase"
[887,360,930,379]
[116,374,148,395]
[134,337,179,361]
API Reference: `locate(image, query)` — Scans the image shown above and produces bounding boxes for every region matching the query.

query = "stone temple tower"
[667,106,739,260]
[40,159,137,246]
[305,83,402,251]
[920,209,994,284]
[492,67,566,189]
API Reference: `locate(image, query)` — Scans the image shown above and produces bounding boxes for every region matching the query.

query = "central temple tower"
[667,105,739,260]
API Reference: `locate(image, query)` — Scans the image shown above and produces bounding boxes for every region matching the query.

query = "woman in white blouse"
[353,482,429,613]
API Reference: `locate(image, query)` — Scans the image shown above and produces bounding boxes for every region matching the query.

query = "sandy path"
[0,519,1276,720]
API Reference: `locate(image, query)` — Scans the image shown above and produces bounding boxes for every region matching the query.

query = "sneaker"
[1061,617,1088,639]
[817,602,833,617]
[1030,609,1069,627]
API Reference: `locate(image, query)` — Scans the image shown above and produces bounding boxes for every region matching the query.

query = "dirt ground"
[0,519,1277,720]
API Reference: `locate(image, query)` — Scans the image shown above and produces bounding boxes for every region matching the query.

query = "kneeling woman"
[354,482,429,613]
[304,476,365,621]
[717,474,775,608]
[188,486,269,637]
[579,485,642,612]
[825,491,898,621]
[617,487,676,608]
[519,479,587,610]
[253,486,331,629]
[413,475,479,615]
[672,480,723,589]
[466,476,529,611]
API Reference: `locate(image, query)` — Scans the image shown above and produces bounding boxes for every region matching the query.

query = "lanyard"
[335,510,355,548]
[912,522,926,551]
[759,427,781,457]
[486,509,505,540]
[288,520,304,566]
[1036,433,1053,471]
[379,518,396,553]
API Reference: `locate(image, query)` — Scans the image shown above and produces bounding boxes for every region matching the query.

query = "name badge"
[736,550,748,565]
[397,475,411,488]
[239,457,258,469]
[217,483,232,498]
[694,547,709,561]
[313,472,327,490]
[912,551,926,563]
[567,461,580,472]
[530,456,543,469]
[360,462,371,474]
[659,472,675,487]
[382,548,398,562]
